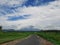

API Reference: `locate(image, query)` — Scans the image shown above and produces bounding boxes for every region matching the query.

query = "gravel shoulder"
[37,36,54,45]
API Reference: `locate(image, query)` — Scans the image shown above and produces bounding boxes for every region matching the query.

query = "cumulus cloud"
[0,0,60,30]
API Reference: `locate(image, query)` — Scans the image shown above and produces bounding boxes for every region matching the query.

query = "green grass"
[0,31,33,44]
[36,31,60,45]
[0,30,60,45]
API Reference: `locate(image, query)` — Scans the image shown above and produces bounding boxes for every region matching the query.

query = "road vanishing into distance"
[15,35,40,45]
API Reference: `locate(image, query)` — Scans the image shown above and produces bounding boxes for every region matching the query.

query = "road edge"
[0,35,32,45]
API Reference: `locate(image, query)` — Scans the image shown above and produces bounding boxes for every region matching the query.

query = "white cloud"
[0,0,60,30]
[0,0,27,7]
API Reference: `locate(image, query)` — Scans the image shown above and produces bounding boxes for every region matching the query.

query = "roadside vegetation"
[36,31,60,45]
[0,31,33,44]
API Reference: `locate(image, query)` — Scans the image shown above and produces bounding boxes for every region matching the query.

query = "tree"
[0,26,2,30]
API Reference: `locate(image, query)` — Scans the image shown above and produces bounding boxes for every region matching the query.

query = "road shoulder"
[37,35,54,45]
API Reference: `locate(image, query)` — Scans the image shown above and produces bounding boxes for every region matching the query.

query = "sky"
[0,0,60,30]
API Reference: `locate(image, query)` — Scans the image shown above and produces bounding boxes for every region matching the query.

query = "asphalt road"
[15,35,40,45]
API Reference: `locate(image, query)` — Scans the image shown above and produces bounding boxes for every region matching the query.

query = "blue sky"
[8,15,31,21]
[0,0,60,30]
[22,0,55,6]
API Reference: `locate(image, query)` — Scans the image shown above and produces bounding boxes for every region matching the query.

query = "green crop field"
[0,31,33,44]
[36,31,60,45]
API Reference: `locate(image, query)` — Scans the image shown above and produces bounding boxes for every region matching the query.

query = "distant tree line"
[40,30,60,32]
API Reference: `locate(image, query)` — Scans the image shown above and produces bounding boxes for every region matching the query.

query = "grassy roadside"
[0,31,33,44]
[36,31,60,45]
[0,30,60,45]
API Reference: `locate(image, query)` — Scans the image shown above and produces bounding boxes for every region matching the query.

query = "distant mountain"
[2,25,60,32]
[2,29,15,32]
[19,26,40,31]
[2,26,40,32]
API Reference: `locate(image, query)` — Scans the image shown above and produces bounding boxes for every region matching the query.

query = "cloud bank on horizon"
[0,0,60,30]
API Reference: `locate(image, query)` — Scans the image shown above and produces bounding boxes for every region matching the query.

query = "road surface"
[15,35,40,45]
